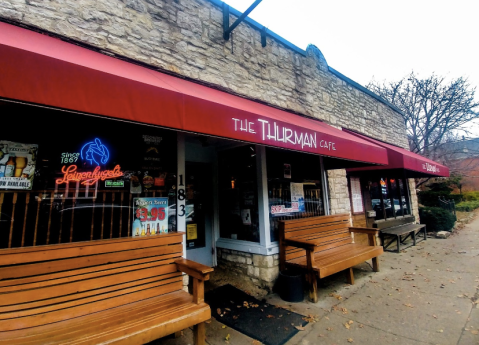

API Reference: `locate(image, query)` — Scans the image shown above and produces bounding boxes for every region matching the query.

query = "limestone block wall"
[217,248,279,293]
[0,0,413,216]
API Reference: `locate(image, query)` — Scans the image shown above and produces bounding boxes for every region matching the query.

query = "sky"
[224,0,479,135]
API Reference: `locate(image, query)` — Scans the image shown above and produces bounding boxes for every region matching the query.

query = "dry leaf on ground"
[471,330,479,335]
[347,338,354,343]
[327,327,333,331]
[252,340,262,345]
[295,325,306,331]
[225,334,230,341]
[217,308,222,315]
[344,323,350,329]
[266,315,275,319]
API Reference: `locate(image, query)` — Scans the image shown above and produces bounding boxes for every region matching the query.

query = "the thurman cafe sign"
[232,117,337,151]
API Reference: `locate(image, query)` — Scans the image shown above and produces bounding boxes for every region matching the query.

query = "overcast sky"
[224,0,478,89]
[224,0,479,135]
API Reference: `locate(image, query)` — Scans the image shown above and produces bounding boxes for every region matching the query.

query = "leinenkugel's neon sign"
[56,138,123,185]
[56,164,123,186]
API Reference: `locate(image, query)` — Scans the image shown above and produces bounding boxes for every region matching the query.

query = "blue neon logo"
[81,138,110,166]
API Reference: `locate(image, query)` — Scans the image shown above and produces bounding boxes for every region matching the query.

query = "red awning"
[0,22,387,166]
[344,129,450,177]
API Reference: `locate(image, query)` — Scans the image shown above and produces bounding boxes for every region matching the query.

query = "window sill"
[216,238,279,255]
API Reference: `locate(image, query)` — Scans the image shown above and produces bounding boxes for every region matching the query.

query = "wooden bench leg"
[372,257,380,272]
[306,250,318,303]
[193,322,206,345]
[345,267,354,285]
[174,331,182,338]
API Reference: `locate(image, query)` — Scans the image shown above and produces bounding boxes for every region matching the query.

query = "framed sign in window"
[350,177,364,214]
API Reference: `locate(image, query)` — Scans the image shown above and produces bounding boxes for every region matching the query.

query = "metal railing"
[438,196,456,216]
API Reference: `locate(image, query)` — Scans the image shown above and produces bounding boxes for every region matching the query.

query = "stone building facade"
[0,0,421,294]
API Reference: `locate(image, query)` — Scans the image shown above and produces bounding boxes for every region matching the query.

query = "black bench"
[374,217,426,253]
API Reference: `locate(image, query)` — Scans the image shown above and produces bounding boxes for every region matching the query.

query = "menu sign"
[350,177,364,213]
[132,197,169,236]
[0,141,38,190]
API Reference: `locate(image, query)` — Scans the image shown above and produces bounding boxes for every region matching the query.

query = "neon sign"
[56,164,123,186]
[81,138,110,166]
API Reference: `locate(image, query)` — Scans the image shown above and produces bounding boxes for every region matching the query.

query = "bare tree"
[367,72,479,160]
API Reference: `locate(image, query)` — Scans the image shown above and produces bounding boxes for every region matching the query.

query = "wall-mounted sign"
[55,165,123,186]
[187,224,198,240]
[81,138,110,166]
[132,197,168,237]
[350,177,364,213]
[105,180,124,188]
[0,141,38,190]
[290,182,305,212]
[284,163,291,179]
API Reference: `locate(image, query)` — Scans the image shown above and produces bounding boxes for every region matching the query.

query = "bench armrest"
[348,227,380,235]
[348,227,380,246]
[284,239,316,251]
[175,258,213,281]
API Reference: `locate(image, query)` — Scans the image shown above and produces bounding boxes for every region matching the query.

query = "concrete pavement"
[154,213,479,345]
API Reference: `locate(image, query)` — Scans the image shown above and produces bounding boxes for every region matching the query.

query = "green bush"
[455,201,479,212]
[462,191,479,201]
[417,191,463,207]
[419,207,456,232]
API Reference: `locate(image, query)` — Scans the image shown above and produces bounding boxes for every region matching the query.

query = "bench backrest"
[0,233,184,332]
[279,214,352,262]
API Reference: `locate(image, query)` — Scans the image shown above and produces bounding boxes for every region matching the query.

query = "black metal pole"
[224,0,263,40]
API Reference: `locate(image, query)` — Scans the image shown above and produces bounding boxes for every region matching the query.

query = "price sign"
[132,197,168,236]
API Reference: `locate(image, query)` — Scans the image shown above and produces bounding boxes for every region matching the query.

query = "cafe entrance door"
[184,161,214,267]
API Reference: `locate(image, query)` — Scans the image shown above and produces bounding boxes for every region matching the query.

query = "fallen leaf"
[344,323,350,329]
[225,334,230,341]
[266,315,275,319]
[252,341,262,345]
[233,315,239,320]
[432,315,437,319]
[404,303,414,308]
[348,320,354,325]
[341,307,348,314]
[318,334,325,337]
[347,338,354,343]
[327,327,333,331]
[205,319,212,324]
[437,329,443,333]
[471,330,479,335]
[295,325,306,331]
[222,325,227,329]
[358,324,364,328]
[225,308,231,311]
[217,308,222,315]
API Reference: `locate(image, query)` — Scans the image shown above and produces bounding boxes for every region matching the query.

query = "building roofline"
[328,67,405,116]
[209,0,405,117]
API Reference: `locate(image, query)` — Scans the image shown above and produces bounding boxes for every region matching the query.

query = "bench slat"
[0,291,210,345]
[0,233,183,266]
[0,243,183,281]
[0,273,182,316]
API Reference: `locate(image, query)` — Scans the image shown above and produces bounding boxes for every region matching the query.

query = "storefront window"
[369,176,411,221]
[0,102,177,249]
[266,148,325,242]
[218,145,260,242]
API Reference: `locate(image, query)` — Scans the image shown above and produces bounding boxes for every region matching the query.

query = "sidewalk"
[155,213,479,345]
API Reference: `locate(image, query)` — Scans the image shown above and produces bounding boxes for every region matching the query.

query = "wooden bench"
[375,217,426,253]
[0,232,213,345]
[279,214,383,303]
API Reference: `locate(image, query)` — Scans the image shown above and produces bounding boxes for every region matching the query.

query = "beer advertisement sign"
[0,141,38,190]
[132,197,169,237]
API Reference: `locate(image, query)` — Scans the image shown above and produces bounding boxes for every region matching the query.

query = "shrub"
[419,207,456,232]
[462,191,479,202]
[417,191,463,207]
[455,201,479,212]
